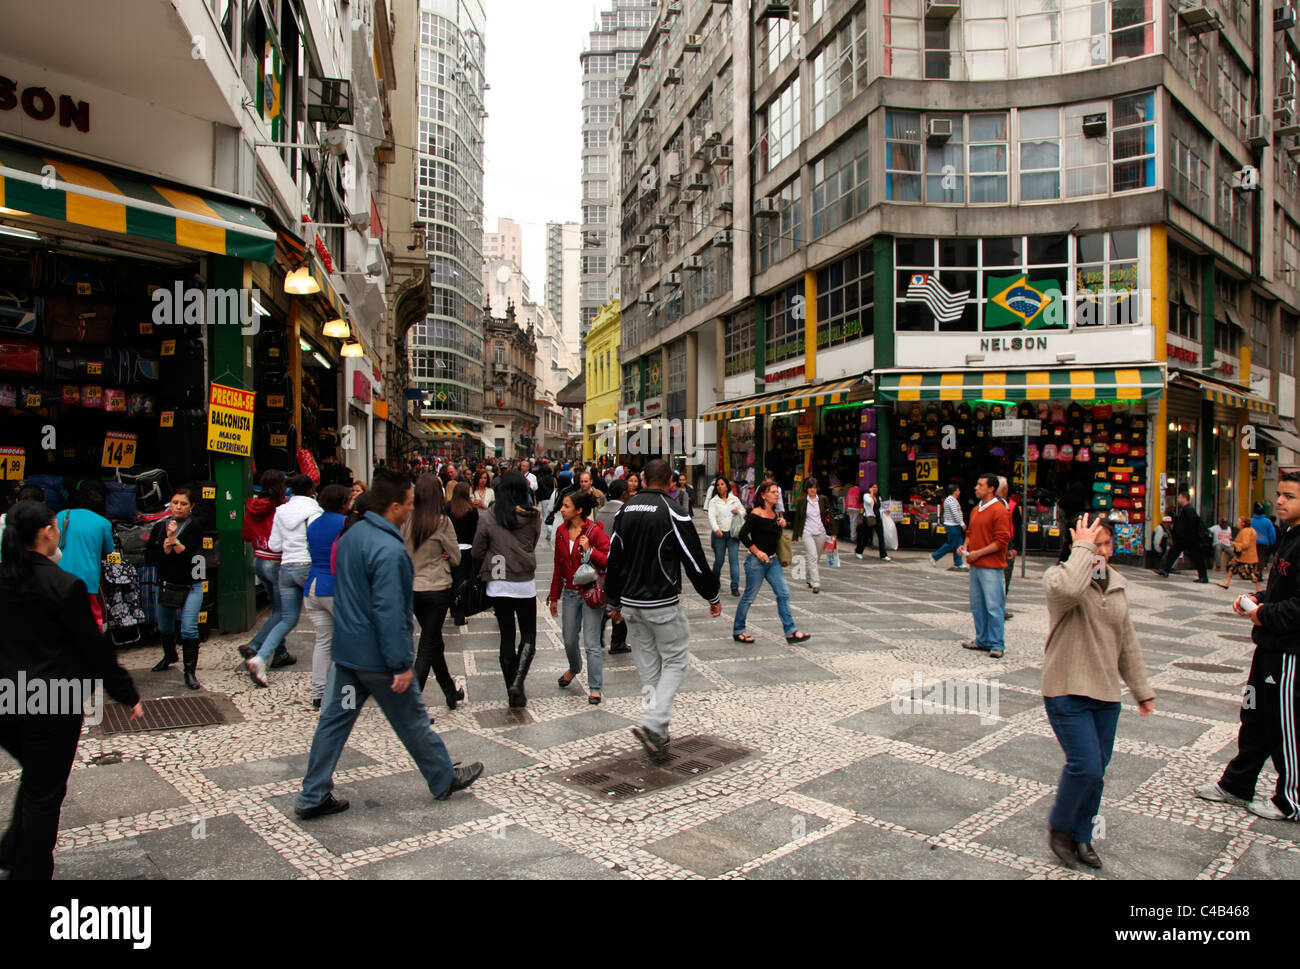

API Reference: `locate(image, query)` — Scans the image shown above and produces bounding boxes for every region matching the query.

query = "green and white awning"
[0,143,275,262]
[876,366,1166,402]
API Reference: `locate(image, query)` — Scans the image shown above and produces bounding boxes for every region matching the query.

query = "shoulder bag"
[728,502,744,539]
[572,523,606,608]
[777,528,793,568]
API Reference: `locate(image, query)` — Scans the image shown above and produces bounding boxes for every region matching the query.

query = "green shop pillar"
[1198,255,1215,520]
[209,256,256,632]
[873,237,894,498]
[753,297,766,476]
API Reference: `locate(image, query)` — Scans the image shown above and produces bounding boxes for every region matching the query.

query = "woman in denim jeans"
[146,487,206,689]
[732,480,811,645]
[707,477,744,596]
[303,485,349,708]
[246,474,320,688]
[240,470,289,666]
[548,491,610,704]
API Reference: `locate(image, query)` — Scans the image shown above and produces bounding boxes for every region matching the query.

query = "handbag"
[454,573,491,617]
[159,581,191,610]
[777,531,793,567]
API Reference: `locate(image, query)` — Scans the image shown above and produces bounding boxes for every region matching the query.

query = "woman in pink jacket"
[239,470,292,667]
[547,491,610,705]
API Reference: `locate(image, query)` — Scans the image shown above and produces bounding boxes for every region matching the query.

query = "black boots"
[181,638,201,690]
[151,634,178,672]
[507,641,536,706]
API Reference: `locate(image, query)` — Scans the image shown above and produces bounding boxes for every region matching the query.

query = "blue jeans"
[250,558,282,648]
[1044,695,1121,843]
[297,664,456,809]
[156,581,203,639]
[969,565,1006,651]
[561,587,604,693]
[711,532,740,591]
[933,524,963,566]
[256,562,309,663]
[733,553,796,638]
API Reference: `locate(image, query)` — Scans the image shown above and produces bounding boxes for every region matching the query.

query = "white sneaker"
[882,556,892,562]
[929,556,942,569]
[246,656,269,688]
[1194,782,1244,805]
[1247,798,1290,820]
[957,562,970,570]
[855,552,863,560]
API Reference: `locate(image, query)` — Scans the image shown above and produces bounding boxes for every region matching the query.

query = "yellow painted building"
[584,299,621,461]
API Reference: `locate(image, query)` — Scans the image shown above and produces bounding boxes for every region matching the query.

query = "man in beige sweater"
[1041,514,1155,870]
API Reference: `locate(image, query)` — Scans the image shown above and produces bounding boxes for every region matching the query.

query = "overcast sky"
[483,1,602,291]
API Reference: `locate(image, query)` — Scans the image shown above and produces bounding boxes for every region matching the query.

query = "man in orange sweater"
[957,473,1013,659]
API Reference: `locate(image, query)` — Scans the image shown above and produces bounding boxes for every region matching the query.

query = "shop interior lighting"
[1213,427,1219,435]
[0,224,42,241]
[322,317,350,339]
[284,266,321,295]
[341,341,364,357]
[250,294,272,317]
[312,352,332,369]
[299,339,312,351]
[1168,422,1178,431]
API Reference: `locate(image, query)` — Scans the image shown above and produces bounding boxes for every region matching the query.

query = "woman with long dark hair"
[406,474,464,707]
[625,473,640,498]
[241,469,291,667]
[146,487,207,689]
[547,491,610,704]
[733,479,810,645]
[707,477,744,596]
[447,481,479,629]
[470,471,494,510]
[0,502,142,879]
[470,470,541,706]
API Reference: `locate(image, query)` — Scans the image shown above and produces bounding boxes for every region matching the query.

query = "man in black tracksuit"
[605,459,721,756]
[1157,489,1209,582]
[1198,471,1300,821]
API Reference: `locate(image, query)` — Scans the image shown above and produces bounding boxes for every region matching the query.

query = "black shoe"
[631,725,669,758]
[270,652,297,668]
[181,638,201,691]
[1194,577,1209,584]
[312,698,322,709]
[731,587,739,596]
[1049,828,1077,869]
[509,641,536,700]
[237,644,257,659]
[1004,610,1015,619]
[295,794,349,820]
[436,761,484,800]
[508,692,527,708]
[610,644,632,654]
[445,687,464,710]
[1156,570,1170,578]
[152,636,178,672]
[1074,841,1102,869]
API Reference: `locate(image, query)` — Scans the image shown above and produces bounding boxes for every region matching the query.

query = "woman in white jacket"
[246,474,321,687]
[708,477,746,596]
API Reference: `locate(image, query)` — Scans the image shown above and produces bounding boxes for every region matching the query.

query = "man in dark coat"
[1157,489,1209,582]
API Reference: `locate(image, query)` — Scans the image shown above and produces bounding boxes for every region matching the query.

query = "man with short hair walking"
[958,474,1013,659]
[295,471,483,818]
[605,459,721,756]
[1157,489,1209,582]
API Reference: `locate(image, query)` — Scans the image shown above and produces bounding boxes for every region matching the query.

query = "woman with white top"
[791,476,836,593]
[856,482,892,562]
[246,474,320,687]
[707,477,745,596]
[470,470,494,510]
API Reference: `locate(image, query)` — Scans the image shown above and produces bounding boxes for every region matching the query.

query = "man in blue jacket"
[1252,502,1278,571]
[295,471,483,819]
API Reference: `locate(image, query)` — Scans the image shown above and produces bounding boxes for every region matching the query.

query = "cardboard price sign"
[915,456,939,483]
[207,383,255,457]
[0,446,25,481]
[1013,459,1037,486]
[101,431,138,468]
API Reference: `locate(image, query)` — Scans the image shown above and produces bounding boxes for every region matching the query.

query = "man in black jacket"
[1157,489,1209,582]
[1197,471,1300,821]
[605,459,721,756]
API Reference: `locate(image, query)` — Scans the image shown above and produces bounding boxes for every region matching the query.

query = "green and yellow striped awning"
[1173,372,1276,415]
[876,367,1166,402]
[0,143,275,262]
[422,421,466,437]
[701,375,865,422]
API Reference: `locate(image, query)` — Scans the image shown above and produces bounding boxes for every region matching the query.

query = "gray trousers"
[622,603,692,737]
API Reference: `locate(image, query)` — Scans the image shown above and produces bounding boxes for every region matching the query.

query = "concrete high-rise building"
[578,0,657,341]
[406,0,488,458]
[484,216,523,265]
[546,220,583,355]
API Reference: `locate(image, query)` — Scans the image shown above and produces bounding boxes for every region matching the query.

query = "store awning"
[479,434,497,451]
[700,374,868,422]
[1259,426,1300,452]
[557,372,586,408]
[422,421,465,437]
[1170,371,1276,415]
[875,366,1166,402]
[0,143,275,262]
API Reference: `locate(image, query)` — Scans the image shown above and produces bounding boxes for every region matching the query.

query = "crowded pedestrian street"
[13,523,1295,882]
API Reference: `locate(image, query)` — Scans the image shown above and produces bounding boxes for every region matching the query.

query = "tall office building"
[407,0,488,456]
[484,216,524,265]
[578,0,657,340]
[546,220,583,354]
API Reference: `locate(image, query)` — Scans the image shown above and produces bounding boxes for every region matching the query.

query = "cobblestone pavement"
[11,520,1300,880]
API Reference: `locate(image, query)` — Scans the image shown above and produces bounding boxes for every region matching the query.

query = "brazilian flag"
[984,274,1066,331]
[259,37,284,142]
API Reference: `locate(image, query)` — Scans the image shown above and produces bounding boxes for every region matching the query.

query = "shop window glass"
[1112,91,1156,193]
[925,114,966,203]
[816,244,873,349]
[884,0,922,78]
[885,111,922,201]
[1018,106,1062,201]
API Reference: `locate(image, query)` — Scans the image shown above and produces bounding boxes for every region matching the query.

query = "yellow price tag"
[160,411,175,428]
[161,339,176,357]
[919,521,930,530]
[202,486,216,500]
[76,282,91,295]
[267,395,286,409]
[902,516,912,525]
[139,322,153,335]
[270,434,287,447]
[0,446,24,481]
[101,432,138,468]
[86,362,103,376]
[1028,524,1040,532]
[1049,528,1060,537]
[106,552,122,565]
[915,457,938,483]
[24,393,41,408]
[936,526,946,534]
[202,536,214,549]
[202,581,209,593]
[197,611,208,624]
[83,385,102,401]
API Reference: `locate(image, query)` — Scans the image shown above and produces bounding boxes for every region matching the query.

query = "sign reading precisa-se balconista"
[206,383,255,457]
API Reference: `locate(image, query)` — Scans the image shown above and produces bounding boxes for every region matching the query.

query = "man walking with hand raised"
[604,459,721,757]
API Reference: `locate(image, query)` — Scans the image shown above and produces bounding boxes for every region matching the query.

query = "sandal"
[786,632,812,644]
[588,693,602,705]
[733,633,755,643]
[558,671,576,688]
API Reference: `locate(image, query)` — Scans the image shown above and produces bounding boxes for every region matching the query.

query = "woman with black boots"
[471,471,541,707]
[0,501,142,879]
[447,481,480,630]
[146,486,206,689]
[406,474,464,708]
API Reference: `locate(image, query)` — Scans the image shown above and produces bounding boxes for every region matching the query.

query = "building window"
[1251,294,1271,364]
[811,126,870,238]
[1217,49,1251,145]
[765,283,806,366]
[1168,103,1211,218]
[759,78,801,174]
[667,339,687,417]
[1167,0,1211,101]
[885,111,922,201]
[816,245,873,350]
[1019,106,1061,201]
[810,5,869,130]
[1281,315,1296,375]
[1074,230,1140,326]
[725,310,754,377]
[1217,151,1251,250]
[963,3,1008,80]
[757,10,800,84]
[1111,92,1156,193]
[1168,244,1201,341]
[757,176,803,271]
[1283,218,1300,291]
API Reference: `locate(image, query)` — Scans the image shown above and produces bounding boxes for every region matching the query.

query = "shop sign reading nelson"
[0,77,91,132]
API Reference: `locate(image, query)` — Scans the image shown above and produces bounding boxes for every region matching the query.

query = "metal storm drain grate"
[1174,662,1244,674]
[554,734,754,801]
[101,696,225,735]
[473,708,535,728]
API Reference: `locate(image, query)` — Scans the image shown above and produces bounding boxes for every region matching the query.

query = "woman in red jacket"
[547,491,610,704]
[239,470,293,667]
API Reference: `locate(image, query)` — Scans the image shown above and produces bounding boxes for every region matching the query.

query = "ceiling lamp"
[322,316,350,339]
[285,266,321,295]
[340,341,364,357]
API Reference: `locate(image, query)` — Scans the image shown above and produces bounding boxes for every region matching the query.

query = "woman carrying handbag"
[733,479,810,645]
[791,476,836,594]
[548,491,610,704]
[707,477,745,596]
[145,487,206,689]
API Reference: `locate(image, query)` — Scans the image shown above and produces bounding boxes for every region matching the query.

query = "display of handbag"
[44,344,121,383]
[116,466,171,513]
[44,295,114,343]
[1058,444,1074,462]
[127,392,154,417]
[296,446,320,484]
[0,382,15,408]
[158,407,209,483]
[0,339,42,376]
[1092,404,1113,420]
[1092,480,1112,493]
[81,384,105,409]
[41,253,114,295]
[104,481,138,520]
[0,290,40,338]
[1130,483,1146,496]
[104,387,127,413]
[1091,494,1113,509]
[258,328,289,367]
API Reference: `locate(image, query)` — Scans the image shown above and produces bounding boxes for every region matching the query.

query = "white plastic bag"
[882,514,899,551]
